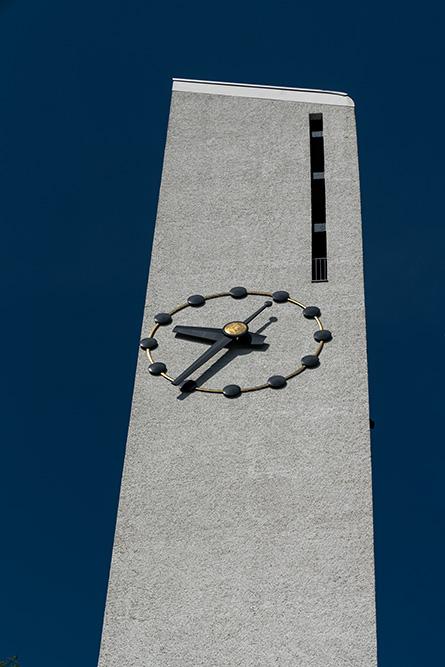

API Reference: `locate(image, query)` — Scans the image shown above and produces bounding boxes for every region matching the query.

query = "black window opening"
[310,113,327,282]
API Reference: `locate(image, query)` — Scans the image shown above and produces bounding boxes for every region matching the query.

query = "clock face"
[140,287,332,397]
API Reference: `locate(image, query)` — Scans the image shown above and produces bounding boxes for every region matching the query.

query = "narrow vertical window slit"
[310,114,327,281]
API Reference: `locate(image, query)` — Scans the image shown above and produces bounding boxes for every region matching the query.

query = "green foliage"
[0,657,20,667]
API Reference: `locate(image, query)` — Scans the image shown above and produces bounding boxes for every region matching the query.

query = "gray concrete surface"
[98,82,377,666]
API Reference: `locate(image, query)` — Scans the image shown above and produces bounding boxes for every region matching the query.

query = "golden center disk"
[223,321,248,337]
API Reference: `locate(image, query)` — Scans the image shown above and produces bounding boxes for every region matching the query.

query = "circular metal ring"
[145,291,327,394]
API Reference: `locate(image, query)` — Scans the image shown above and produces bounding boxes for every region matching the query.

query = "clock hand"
[174,325,266,346]
[243,300,273,325]
[173,325,225,342]
[172,334,231,386]
[173,302,272,386]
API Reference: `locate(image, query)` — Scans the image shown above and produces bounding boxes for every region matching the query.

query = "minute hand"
[243,300,272,324]
[172,334,231,386]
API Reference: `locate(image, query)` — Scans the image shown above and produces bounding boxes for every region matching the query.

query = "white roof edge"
[173,78,349,97]
[172,78,354,107]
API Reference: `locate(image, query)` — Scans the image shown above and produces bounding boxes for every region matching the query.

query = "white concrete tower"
[98,79,377,666]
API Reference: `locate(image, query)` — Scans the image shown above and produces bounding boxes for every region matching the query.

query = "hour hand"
[174,325,266,346]
[173,325,224,342]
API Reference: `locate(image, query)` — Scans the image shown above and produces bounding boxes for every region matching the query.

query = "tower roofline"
[172,78,354,107]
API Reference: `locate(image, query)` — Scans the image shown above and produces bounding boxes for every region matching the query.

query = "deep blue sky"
[1,1,443,665]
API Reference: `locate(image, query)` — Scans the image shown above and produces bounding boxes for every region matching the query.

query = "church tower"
[98,79,377,666]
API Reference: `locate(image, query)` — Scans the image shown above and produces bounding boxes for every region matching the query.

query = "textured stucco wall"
[98,86,377,666]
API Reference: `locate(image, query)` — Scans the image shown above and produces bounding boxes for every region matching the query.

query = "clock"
[140,287,332,397]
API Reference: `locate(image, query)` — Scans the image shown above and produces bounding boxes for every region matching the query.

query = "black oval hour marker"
[180,379,197,392]
[154,312,172,325]
[148,362,167,375]
[301,355,319,368]
[272,290,289,302]
[223,384,241,397]
[268,375,287,388]
[230,286,247,299]
[140,337,158,350]
[187,294,205,306]
[314,329,332,342]
[303,306,321,319]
